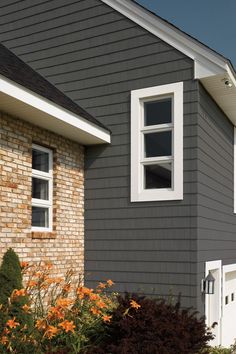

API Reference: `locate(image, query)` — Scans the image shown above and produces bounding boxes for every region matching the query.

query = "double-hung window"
[131,82,183,202]
[32,144,53,231]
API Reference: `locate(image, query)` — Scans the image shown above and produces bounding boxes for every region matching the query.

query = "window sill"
[131,189,183,202]
[31,231,56,239]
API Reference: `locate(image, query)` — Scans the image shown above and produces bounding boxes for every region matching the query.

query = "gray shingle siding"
[3,0,236,310]
[196,83,236,311]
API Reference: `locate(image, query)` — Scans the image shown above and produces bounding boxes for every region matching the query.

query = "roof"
[0,42,109,133]
[102,0,236,125]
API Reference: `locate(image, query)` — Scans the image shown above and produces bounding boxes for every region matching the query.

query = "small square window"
[32,207,49,228]
[32,178,49,200]
[144,98,172,126]
[144,131,172,158]
[32,149,49,172]
[145,163,172,189]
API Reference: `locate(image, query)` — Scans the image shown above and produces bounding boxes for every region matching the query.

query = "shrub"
[86,293,214,354]
[0,249,32,335]
[202,344,236,354]
[0,248,23,305]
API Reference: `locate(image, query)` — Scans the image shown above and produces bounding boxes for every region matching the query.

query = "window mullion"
[141,123,173,133]
[141,156,173,165]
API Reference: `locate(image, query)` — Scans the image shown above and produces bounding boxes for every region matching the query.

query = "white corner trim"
[101,0,229,79]
[131,81,183,202]
[234,127,236,213]
[0,75,110,144]
[205,260,222,274]
[205,260,222,335]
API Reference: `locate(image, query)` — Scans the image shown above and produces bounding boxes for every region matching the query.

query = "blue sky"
[136,0,236,67]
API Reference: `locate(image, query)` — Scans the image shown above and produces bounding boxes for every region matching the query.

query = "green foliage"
[0,248,23,305]
[202,344,236,354]
[86,293,214,354]
[0,249,33,334]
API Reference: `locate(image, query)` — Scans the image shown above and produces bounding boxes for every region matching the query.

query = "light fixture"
[201,271,215,295]
[222,78,233,88]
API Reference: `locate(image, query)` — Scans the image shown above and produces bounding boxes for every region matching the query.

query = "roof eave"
[0,74,111,145]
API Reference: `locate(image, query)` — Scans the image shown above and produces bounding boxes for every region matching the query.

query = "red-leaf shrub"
[85,293,213,354]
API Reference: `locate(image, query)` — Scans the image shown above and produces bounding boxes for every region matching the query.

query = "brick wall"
[0,111,84,278]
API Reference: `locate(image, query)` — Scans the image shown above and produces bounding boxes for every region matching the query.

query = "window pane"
[145,163,172,189]
[32,149,49,172]
[145,131,172,158]
[32,178,49,200]
[144,99,171,126]
[32,207,49,227]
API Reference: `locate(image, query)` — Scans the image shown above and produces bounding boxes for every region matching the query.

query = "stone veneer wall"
[0,111,84,278]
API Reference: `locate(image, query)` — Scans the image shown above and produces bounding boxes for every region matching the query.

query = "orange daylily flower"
[27,280,38,287]
[58,320,75,333]
[107,279,114,287]
[90,307,101,316]
[98,282,106,289]
[48,306,64,320]
[35,319,47,330]
[20,261,29,268]
[46,262,53,269]
[89,293,100,301]
[102,314,112,322]
[130,299,141,310]
[96,300,107,309]
[6,317,20,329]
[22,304,31,313]
[13,288,26,297]
[3,328,10,335]
[56,298,73,309]
[62,284,71,293]
[0,336,8,345]
[44,325,59,339]
[76,286,93,299]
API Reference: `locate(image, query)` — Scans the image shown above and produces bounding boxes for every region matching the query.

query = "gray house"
[1,0,236,347]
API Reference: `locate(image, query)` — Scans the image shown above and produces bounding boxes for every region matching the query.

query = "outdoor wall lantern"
[201,271,215,295]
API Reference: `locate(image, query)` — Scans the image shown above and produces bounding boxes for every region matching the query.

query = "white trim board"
[131,82,183,202]
[205,260,222,347]
[0,74,110,145]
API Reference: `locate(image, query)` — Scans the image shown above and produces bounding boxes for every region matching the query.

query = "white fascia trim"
[131,81,183,202]
[0,75,110,144]
[101,0,228,78]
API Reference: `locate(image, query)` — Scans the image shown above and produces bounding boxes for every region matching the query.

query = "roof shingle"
[0,42,109,132]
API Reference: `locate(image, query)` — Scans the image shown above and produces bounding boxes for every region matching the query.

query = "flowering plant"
[0,261,118,353]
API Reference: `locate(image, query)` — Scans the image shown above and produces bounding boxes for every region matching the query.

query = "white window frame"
[32,144,53,232]
[131,82,183,202]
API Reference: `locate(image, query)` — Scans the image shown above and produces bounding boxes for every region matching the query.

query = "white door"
[221,268,236,347]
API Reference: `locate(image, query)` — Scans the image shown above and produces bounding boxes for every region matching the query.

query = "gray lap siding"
[0,0,199,308]
[197,84,236,312]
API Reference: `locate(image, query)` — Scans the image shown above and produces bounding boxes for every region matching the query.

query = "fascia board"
[0,74,111,144]
[101,0,229,78]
